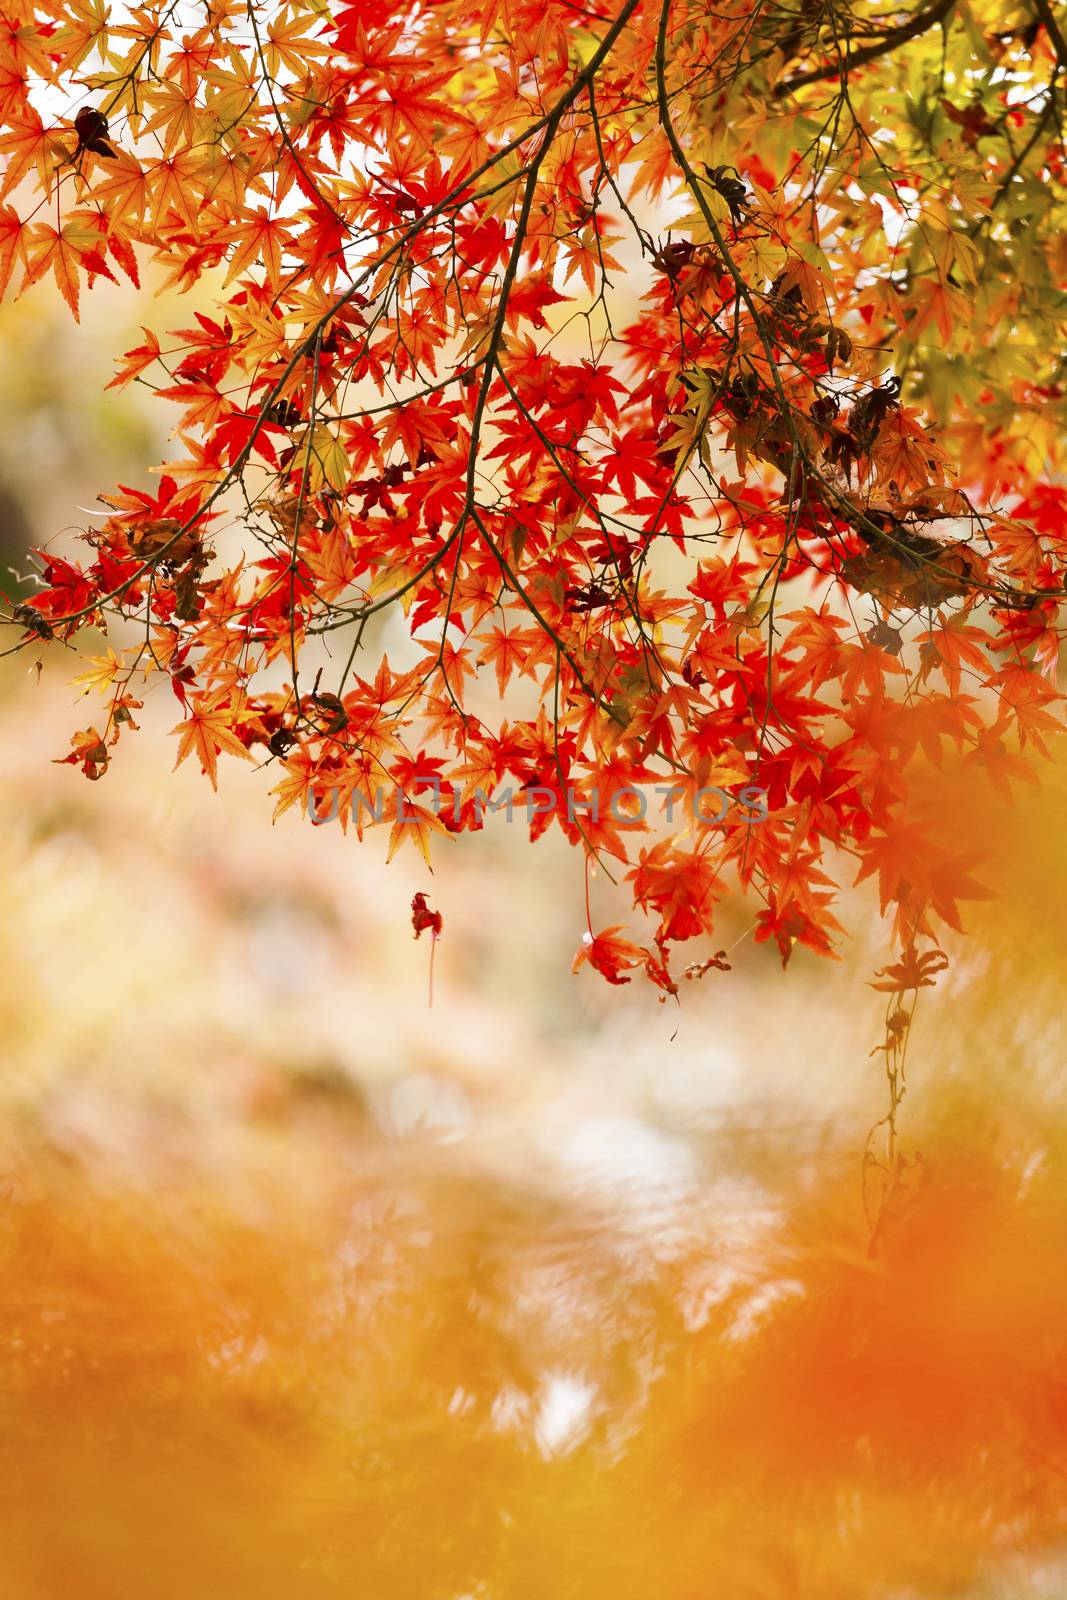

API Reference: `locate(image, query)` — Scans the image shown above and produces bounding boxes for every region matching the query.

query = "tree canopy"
[0,0,1065,1000]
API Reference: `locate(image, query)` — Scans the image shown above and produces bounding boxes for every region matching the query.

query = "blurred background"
[3,273,1067,1599]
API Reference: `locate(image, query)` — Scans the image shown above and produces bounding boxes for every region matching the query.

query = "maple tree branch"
[1031,0,1067,70]
[16,0,644,638]
[491,361,666,673]
[332,359,489,421]
[587,82,655,253]
[653,0,1056,632]
[287,330,322,709]
[3,0,1065,1027]
[655,2,819,498]
[245,2,346,230]
[773,0,956,97]
[971,87,1061,228]
[385,0,644,711]
[97,0,183,124]
[471,507,628,726]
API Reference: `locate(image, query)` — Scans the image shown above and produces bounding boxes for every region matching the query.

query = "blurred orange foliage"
[4,1119,1067,1598]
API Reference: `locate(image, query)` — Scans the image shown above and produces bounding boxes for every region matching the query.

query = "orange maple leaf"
[21,216,116,319]
[173,694,256,790]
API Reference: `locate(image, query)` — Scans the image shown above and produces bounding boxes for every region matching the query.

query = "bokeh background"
[3,272,1067,1599]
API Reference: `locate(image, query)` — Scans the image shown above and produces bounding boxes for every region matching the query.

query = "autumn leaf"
[54,725,110,780]
[173,693,256,790]
[106,326,161,390]
[0,202,23,299]
[0,109,64,198]
[870,946,949,994]
[21,216,116,319]
[411,892,442,939]
[572,926,647,986]
[220,207,290,288]
[387,798,449,867]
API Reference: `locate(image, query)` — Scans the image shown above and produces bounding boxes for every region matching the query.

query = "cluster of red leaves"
[0,0,1064,995]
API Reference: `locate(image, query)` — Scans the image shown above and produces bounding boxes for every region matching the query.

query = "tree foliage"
[1,0,1065,996]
